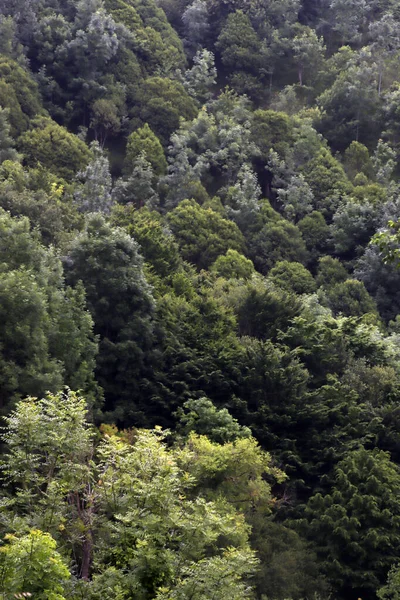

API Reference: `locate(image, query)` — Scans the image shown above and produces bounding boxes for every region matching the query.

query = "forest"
[2,0,400,598]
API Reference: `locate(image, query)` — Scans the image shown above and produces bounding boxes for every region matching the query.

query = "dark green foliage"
[64,214,156,423]
[130,77,198,145]
[302,448,400,598]
[324,279,379,317]
[249,219,309,274]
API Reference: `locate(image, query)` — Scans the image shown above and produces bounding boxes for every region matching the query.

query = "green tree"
[167,199,246,269]
[64,214,156,423]
[124,122,167,178]
[0,107,17,164]
[324,279,379,317]
[18,117,91,180]
[268,260,316,294]
[74,141,113,214]
[130,77,198,146]
[176,397,252,443]
[210,249,255,280]
[0,210,97,413]
[302,447,400,598]
[249,219,309,274]
[0,530,70,600]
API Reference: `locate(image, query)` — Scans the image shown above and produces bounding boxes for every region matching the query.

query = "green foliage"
[0,210,97,412]
[167,199,246,269]
[64,213,156,422]
[249,219,309,274]
[302,447,400,596]
[176,397,252,443]
[268,260,316,294]
[324,278,379,317]
[111,205,181,277]
[0,530,70,600]
[18,118,91,180]
[131,77,198,146]
[0,56,42,136]
[210,249,255,280]
[125,123,167,178]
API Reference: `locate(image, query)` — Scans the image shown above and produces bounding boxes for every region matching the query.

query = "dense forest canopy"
[3,0,400,598]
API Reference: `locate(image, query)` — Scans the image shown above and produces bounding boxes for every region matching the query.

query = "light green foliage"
[210,249,255,280]
[226,163,262,232]
[0,530,70,600]
[372,139,396,185]
[181,433,285,515]
[183,48,217,102]
[93,429,258,598]
[291,26,326,86]
[176,397,252,443]
[115,153,159,209]
[379,563,400,600]
[125,123,167,178]
[331,198,379,258]
[167,199,246,269]
[302,148,352,217]
[268,260,316,294]
[317,55,381,150]
[0,56,42,136]
[18,117,92,180]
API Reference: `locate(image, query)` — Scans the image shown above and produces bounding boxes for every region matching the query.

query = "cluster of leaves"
[3,0,400,599]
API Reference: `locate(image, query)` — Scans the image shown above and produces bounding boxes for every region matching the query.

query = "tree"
[226,163,262,232]
[18,117,92,180]
[343,141,373,182]
[210,249,255,280]
[0,530,70,600]
[249,219,309,274]
[0,209,98,413]
[182,0,210,55]
[130,77,198,146]
[74,141,113,214]
[291,26,326,87]
[64,214,156,423]
[124,122,167,178]
[301,447,400,598]
[183,48,217,102]
[0,107,17,164]
[114,153,159,208]
[324,279,379,317]
[316,256,348,287]
[216,10,263,74]
[1,393,259,597]
[268,260,316,294]
[176,397,252,443]
[167,199,246,269]
[111,205,181,277]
